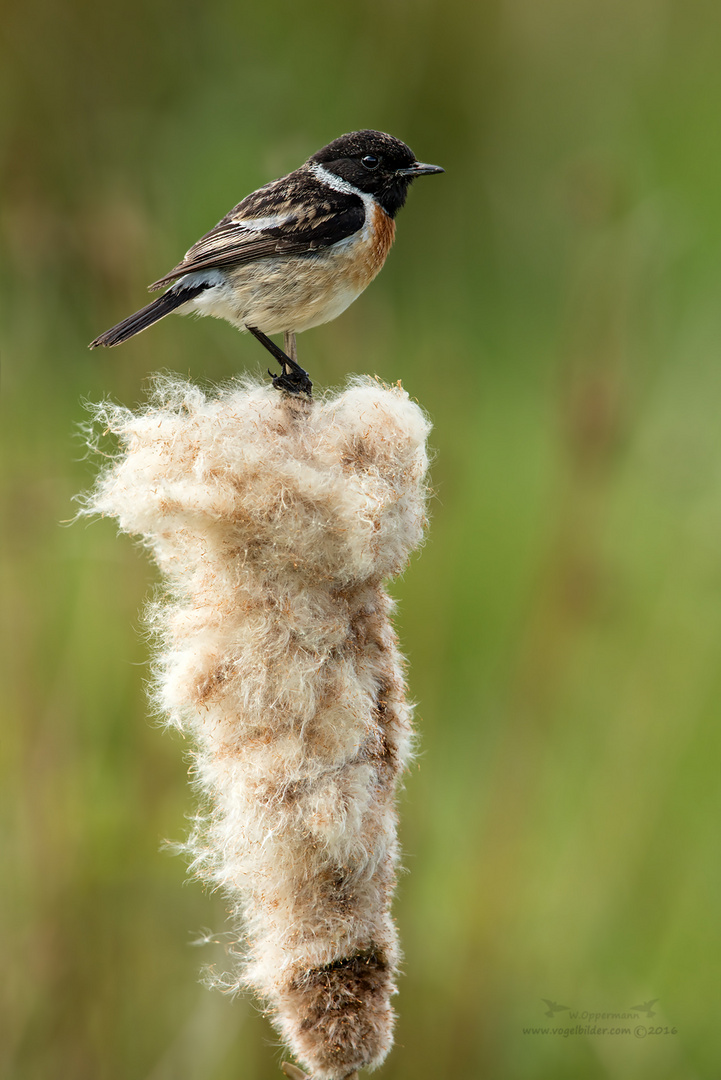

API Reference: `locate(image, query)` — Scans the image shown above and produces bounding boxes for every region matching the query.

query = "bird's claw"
[247,325,312,397]
[269,357,313,397]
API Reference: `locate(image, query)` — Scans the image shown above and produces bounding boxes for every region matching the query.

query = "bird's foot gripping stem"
[246,326,313,397]
[271,355,313,397]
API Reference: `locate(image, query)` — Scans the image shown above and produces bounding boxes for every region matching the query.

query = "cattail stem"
[83,375,431,1080]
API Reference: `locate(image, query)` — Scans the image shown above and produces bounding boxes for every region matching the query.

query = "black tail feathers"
[89,283,208,348]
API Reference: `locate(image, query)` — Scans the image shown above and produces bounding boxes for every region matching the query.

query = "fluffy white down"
[84,375,431,1080]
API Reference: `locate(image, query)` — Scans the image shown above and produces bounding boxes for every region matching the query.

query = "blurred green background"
[2,0,721,1077]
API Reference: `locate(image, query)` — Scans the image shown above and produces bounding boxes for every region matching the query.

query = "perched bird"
[89,130,443,394]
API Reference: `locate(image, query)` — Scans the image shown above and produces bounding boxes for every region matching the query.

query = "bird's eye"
[361,155,379,170]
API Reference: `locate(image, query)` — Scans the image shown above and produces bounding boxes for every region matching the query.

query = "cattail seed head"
[83,376,431,1079]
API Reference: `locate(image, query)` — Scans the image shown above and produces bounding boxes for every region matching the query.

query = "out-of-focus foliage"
[2,1,720,1078]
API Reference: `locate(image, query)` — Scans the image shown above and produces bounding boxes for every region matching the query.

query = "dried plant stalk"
[84,376,431,1079]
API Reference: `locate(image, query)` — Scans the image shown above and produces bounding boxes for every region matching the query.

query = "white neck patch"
[310,162,374,209]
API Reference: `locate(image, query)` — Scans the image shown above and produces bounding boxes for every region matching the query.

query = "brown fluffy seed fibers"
[85,376,431,1080]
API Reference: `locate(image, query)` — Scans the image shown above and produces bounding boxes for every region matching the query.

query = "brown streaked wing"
[148,202,365,291]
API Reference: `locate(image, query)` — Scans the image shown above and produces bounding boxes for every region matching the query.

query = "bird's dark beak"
[397,161,445,178]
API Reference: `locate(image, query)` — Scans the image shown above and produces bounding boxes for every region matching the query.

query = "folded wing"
[149,182,366,291]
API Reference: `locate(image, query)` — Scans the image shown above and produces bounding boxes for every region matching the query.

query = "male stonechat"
[89,130,443,394]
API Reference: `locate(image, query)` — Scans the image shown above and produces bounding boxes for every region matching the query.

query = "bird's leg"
[283,330,298,364]
[246,326,312,397]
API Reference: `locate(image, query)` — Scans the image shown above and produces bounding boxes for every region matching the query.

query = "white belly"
[179,203,395,336]
[187,254,363,335]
